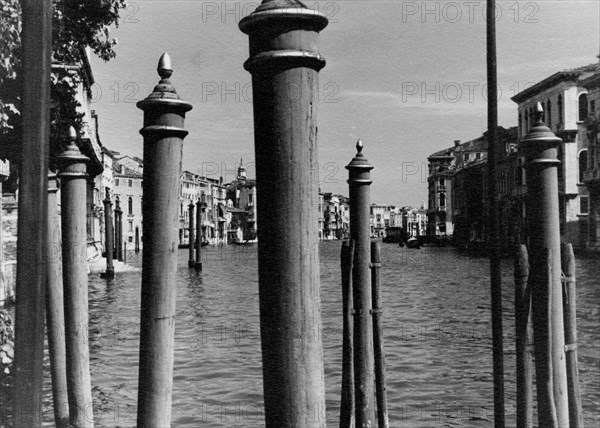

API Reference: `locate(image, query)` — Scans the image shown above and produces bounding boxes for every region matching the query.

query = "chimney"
[454,140,461,147]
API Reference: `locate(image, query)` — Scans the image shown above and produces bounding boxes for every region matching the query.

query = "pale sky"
[89,0,600,206]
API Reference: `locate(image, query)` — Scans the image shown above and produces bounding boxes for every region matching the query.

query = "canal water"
[42,241,599,427]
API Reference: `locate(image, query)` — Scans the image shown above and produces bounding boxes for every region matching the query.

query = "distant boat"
[405,237,421,249]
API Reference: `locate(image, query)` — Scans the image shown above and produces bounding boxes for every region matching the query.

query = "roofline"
[511,70,582,103]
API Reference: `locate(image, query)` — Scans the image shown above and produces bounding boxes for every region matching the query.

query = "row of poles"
[187,197,207,271]
[13,1,584,427]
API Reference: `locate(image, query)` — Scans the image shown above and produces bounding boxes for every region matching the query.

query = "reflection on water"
[41,242,599,427]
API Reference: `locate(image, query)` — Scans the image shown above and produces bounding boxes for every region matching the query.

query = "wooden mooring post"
[521,103,568,427]
[239,2,328,425]
[195,197,203,271]
[46,171,69,427]
[486,1,506,425]
[346,141,375,427]
[13,0,51,425]
[188,200,195,268]
[58,127,94,427]
[514,244,533,428]
[102,189,115,278]
[136,53,192,427]
[370,242,389,428]
[561,242,584,428]
[340,240,355,428]
[115,197,123,261]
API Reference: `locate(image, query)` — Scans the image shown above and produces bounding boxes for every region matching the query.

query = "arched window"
[128,196,133,215]
[439,192,446,208]
[547,99,552,128]
[579,93,588,121]
[579,149,588,183]
[558,94,563,124]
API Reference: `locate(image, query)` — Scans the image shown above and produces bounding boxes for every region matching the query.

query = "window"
[591,100,596,115]
[128,179,133,187]
[579,150,588,183]
[524,110,529,133]
[463,153,469,162]
[439,193,446,208]
[128,196,133,215]
[547,99,552,128]
[580,196,589,214]
[558,94,563,124]
[128,220,133,232]
[578,93,588,121]
[115,178,119,186]
[476,152,481,160]
[439,178,445,186]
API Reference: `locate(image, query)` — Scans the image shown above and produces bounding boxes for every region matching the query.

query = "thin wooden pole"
[195,198,202,271]
[58,128,94,427]
[532,248,558,427]
[239,4,328,426]
[371,241,389,428]
[347,141,376,427]
[340,240,355,428]
[188,201,195,268]
[115,197,123,261]
[12,0,51,425]
[102,189,115,278]
[514,244,533,428]
[136,53,192,427]
[562,242,583,428]
[46,171,69,427]
[486,1,505,426]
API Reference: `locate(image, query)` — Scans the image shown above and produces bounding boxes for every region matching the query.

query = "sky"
[89,0,600,207]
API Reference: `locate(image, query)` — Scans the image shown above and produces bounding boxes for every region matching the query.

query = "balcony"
[583,169,600,183]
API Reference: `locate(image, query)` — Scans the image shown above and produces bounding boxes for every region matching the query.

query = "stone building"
[512,62,598,249]
[581,62,600,251]
[427,142,457,238]
[113,156,144,250]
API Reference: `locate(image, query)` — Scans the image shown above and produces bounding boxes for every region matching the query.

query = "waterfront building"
[113,156,143,249]
[427,143,456,238]
[226,160,257,242]
[512,62,598,248]
[400,206,428,238]
[581,61,600,251]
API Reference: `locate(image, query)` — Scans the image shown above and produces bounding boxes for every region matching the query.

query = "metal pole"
[102,189,115,278]
[188,201,195,268]
[195,198,202,271]
[240,3,328,425]
[371,241,389,428]
[521,103,568,427]
[58,127,94,427]
[514,244,533,428]
[13,0,51,425]
[346,140,376,427]
[136,53,192,427]
[561,243,583,428]
[46,171,69,427]
[340,240,355,428]
[486,2,505,426]
[115,197,123,261]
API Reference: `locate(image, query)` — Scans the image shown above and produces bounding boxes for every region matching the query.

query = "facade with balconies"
[427,144,456,238]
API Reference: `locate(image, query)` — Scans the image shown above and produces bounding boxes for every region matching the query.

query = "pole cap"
[520,102,562,148]
[346,140,374,171]
[57,127,89,178]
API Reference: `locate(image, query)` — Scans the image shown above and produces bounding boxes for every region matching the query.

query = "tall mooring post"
[188,200,195,268]
[240,2,328,425]
[194,195,205,271]
[58,127,94,428]
[46,171,69,427]
[115,196,123,261]
[136,53,192,427]
[103,188,115,279]
[520,103,569,427]
[346,140,376,427]
[13,0,51,425]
